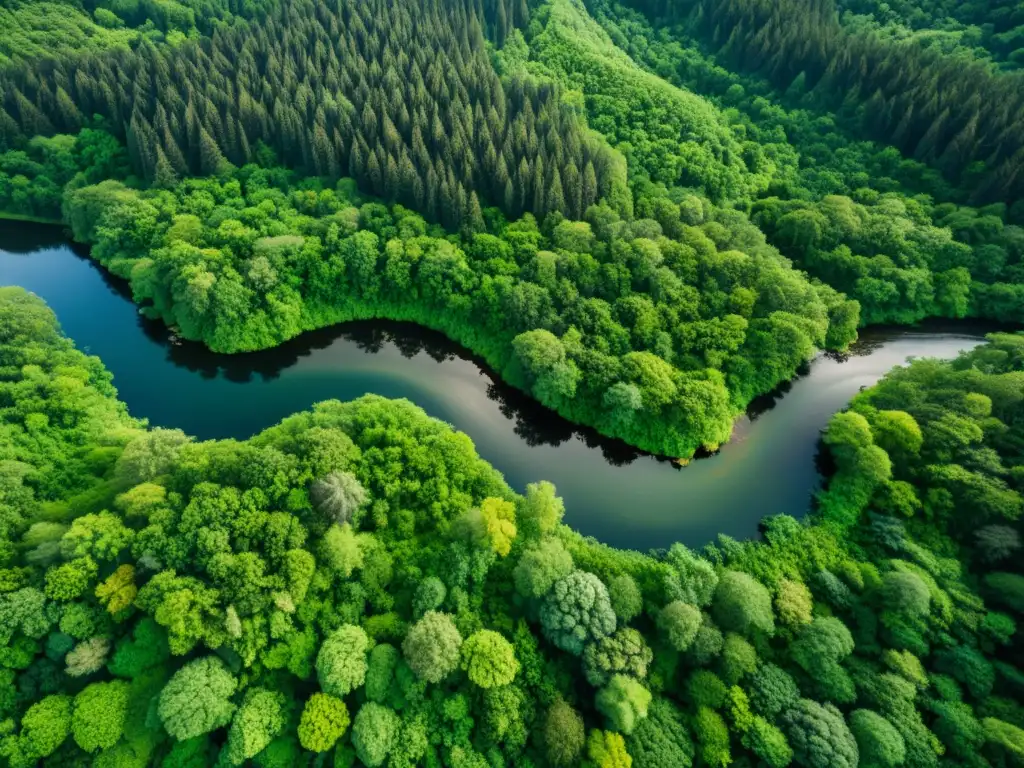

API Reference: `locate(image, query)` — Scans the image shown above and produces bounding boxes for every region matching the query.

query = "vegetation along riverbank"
[1,0,1023,764]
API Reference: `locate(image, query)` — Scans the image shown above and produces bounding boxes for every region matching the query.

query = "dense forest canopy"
[2,0,1024,762]
[623,0,1024,206]
[0,0,281,64]
[574,0,1024,324]
[50,155,845,458]
[1,285,1024,767]
[834,0,1024,70]
[0,0,626,229]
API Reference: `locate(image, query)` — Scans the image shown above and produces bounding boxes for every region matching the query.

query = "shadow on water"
[3,220,648,466]
[1,219,999,549]
[164,314,647,466]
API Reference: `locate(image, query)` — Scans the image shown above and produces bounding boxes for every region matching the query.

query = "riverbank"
[0,210,63,226]
[1,225,990,549]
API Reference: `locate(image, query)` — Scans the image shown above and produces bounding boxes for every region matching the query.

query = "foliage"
[583,628,653,686]
[157,657,238,741]
[712,570,775,636]
[351,703,399,768]
[297,693,349,753]
[544,699,585,766]
[71,680,130,753]
[316,624,370,697]
[402,611,464,683]
[596,674,652,734]
[35,162,843,457]
[223,688,286,765]
[656,600,702,651]
[849,709,906,768]
[780,699,859,768]
[460,629,519,688]
[515,539,575,598]
[540,570,617,655]
[309,472,367,526]
[625,697,693,768]
[2,286,1024,766]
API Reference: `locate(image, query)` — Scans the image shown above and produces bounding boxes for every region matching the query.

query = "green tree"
[71,680,130,753]
[16,695,72,762]
[115,428,190,484]
[720,633,758,684]
[365,644,400,704]
[514,539,574,599]
[351,703,399,768]
[608,573,644,623]
[461,630,519,688]
[297,693,349,753]
[516,481,565,539]
[402,611,463,683]
[544,699,585,767]
[791,616,855,676]
[320,523,363,578]
[850,709,906,768]
[666,544,719,607]
[982,718,1024,767]
[587,729,633,768]
[870,411,923,459]
[412,577,446,616]
[583,628,654,687]
[881,571,930,618]
[511,329,580,402]
[657,601,703,652]
[540,571,616,655]
[0,587,50,644]
[746,716,794,768]
[626,697,694,768]
[687,670,729,710]
[712,570,775,636]
[694,706,731,768]
[748,664,800,718]
[596,674,652,734]
[223,688,285,765]
[775,579,814,629]
[935,644,995,698]
[316,625,370,697]
[780,699,859,768]
[158,657,238,741]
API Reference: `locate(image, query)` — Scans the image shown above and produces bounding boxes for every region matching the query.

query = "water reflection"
[1,220,995,549]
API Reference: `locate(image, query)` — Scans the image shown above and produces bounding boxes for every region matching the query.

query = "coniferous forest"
[1,0,1024,766]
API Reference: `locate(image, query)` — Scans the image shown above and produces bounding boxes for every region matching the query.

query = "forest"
[49,150,849,459]
[2,281,1024,767]
[2,0,1024,764]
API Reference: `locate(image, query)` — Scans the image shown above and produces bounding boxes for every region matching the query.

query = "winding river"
[1,220,990,550]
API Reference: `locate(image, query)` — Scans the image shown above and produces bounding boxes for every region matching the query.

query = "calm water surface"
[1,221,988,550]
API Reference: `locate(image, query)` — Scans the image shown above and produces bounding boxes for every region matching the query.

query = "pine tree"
[313,125,336,177]
[14,91,55,137]
[153,147,180,188]
[0,107,22,151]
[547,167,566,216]
[582,161,598,214]
[532,156,546,217]
[367,150,383,196]
[465,190,485,234]
[349,139,366,185]
[198,126,229,176]
[55,87,84,133]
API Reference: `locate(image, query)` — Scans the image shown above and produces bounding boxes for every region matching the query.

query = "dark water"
[0,221,989,550]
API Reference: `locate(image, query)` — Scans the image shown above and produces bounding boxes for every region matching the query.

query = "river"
[0,220,989,550]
